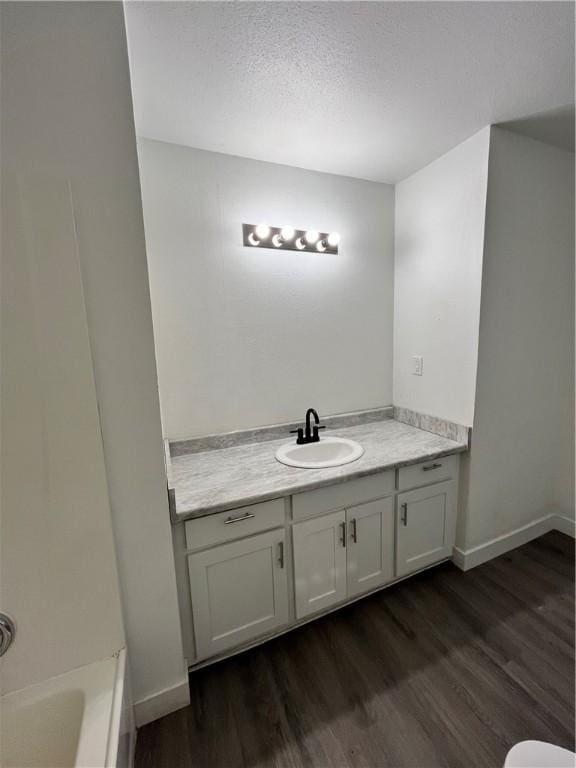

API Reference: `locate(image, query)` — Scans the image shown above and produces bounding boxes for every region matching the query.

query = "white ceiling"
[125,1,575,183]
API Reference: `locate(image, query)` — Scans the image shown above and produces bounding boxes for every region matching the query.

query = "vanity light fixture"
[242,224,340,253]
[254,223,271,239]
[327,232,341,247]
[272,225,297,247]
[316,231,340,251]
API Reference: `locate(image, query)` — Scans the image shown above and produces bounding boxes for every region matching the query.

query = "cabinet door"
[293,510,347,619]
[396,480,456,577]
[188,529,288,660]
[346,497,395,598]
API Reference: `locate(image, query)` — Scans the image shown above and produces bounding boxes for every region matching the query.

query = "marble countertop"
[169,419,467,522]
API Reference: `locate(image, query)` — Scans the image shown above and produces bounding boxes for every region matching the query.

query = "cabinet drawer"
[292,471,394,521]
[397,454,458,491]
[185,498,285,551]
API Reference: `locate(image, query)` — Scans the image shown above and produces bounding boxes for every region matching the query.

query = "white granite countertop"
[169,419,467,522]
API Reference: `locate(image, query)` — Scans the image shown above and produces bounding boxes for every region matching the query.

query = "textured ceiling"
[125,1,575,183]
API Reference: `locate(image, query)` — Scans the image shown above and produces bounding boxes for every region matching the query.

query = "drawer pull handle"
[340,521,347,547]
[224,512,255,524]
[277,541,284,569]
[351,518,358,543]
[422,462,442,472]
[401,502,408,526]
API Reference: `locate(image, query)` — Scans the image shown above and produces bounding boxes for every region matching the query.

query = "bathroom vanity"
[168,416,467,668]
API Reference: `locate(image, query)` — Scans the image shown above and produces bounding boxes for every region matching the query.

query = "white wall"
[1,7,125,691]
[1,3,187,719]
[137,140,395,439]
[460,128,574,549]
[1,170,125,695]
[393,128,490,427]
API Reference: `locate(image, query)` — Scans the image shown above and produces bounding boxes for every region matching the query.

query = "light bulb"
[272,234,283,247]
[295,237,306,250]
[304,229,319,245]
[248,232,260,246]
[280,226,295,241]
[327,232,340,247]
[255,223,270,239]
[316,240,326,252]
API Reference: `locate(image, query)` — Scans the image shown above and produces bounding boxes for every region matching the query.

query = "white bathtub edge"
[1,654,120,768]
[105,649,125,767]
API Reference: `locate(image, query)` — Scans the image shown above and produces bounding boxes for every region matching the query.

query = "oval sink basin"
[275,437,364,469]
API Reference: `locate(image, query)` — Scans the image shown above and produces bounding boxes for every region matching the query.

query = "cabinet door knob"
[340,521,347,547]
[277,541,284,569]
[351,518,358,543]
[422,462,442,472]
[401,502,408,526]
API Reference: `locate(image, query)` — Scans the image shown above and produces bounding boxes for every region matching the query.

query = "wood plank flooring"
[135,531,575,768]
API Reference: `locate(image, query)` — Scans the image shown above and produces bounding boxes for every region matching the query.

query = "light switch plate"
[412,355,423,376]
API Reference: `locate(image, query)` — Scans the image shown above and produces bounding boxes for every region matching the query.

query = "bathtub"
[1,650,133,768]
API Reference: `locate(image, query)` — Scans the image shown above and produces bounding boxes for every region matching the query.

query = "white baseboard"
[453,513,574,571]
[451,547,469,570]
[134,677,190,727]
[551,514,575,538]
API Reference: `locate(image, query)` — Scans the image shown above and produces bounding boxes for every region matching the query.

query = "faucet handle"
[290,427,304,444]
[312,425,326,442]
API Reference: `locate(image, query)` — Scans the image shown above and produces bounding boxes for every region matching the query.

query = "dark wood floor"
[136,531,575,768]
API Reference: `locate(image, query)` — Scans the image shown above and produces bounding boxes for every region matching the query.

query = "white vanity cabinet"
[188,527,289,660]
[292,494,396,618]
[346,497,395,598]
[181,453,461,667]
[293,509,347,618]
[396,480,457,577]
